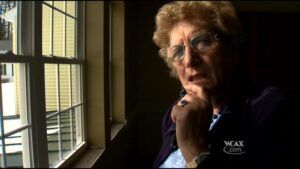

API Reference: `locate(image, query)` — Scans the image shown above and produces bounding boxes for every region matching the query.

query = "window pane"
[66,17,75,58]
[1,129,30,167]
[72,108,77,147]
[1,63,28,134]
[45,64,58,112]
[42,4,52,56]
[73,106,82,145]
[61,110,72,158]
[0,139,3,167]
[0,1,18,55]
[66,1,76,17]
[71,64,80,105]
[59,64,70,110]
[47,115,60,167]
[44,1,52,6]
[53,10,64,57]
[53,1,64,12]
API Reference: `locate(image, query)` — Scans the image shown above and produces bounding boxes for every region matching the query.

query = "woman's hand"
[171,85,213,162]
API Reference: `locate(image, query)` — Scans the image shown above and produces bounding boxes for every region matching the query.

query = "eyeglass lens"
[167,33,215,62]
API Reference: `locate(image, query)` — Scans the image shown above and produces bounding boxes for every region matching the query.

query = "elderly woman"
[152,1,299,168]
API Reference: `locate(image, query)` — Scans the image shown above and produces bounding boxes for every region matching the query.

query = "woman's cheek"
[175,66,188,86]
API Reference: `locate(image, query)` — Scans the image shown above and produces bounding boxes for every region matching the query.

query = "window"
[42,1,84,167]
[0,2,29,168]
[0,1,15,41]
[84,0,125,152]
[0,1,85,168]
[107,2,125,140]
[1,64,6,75]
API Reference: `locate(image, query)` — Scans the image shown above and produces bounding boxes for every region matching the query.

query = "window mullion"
[42,2,77,20]
[69,65,74,149]
[65,3,75,148]
[64,2,66,58]
[26,1,49,167]
[51,2,53,56]
[46,103,83,120]
[77,1,86,142]
[56,64,63,160]
[75,2,78,59]
[80,64,85,142]
[0,65,8,168]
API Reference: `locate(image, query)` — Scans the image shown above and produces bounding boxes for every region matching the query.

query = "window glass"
[0,1,17,55]
[66,17,75,58]
[0,129,30,168]
[61,110,72,158]
[74,106,82,144]
[4,132,23,167]
[0,2,32,168]
[53,1,64,12]
[44,1,52,6]
[71,64,80,105]
[1,63,28,134]
[45,64,58,113]
[1,1,84,167]
[47,115,60,167]
[66,1,75,17]
[59,64,71,110]
[42,4,52,56]
[53,10,64,57]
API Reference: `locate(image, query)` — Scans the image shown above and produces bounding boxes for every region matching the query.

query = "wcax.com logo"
[223,140,246,155]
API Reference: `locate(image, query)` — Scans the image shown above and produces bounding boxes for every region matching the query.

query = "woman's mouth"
[188,74,207,84]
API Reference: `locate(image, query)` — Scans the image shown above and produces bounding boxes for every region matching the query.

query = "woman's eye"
[192,35,212,47]
[173,46,184,59]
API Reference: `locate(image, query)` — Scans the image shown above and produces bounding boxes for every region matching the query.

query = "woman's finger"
[184,85,210,104]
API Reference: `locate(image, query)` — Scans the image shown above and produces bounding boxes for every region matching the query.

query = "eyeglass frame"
[163,32,220,64]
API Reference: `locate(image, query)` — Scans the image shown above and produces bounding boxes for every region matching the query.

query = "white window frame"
[0,1,86,168]
[0,1,33,168]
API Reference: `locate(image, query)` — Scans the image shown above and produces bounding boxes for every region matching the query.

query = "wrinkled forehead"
[168,19,211,45]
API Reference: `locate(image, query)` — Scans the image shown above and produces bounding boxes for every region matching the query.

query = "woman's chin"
[191,78,209,87]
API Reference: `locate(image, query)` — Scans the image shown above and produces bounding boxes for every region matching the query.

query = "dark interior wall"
[236,10,300,90]
[254,13,300,89]
[125,0,180,114]
[95,2,300,168]
[124,1,180,167]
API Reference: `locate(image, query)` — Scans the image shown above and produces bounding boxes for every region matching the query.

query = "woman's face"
[168,20,234,93]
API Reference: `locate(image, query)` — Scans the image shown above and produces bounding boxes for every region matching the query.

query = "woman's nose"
[183,46,202,67]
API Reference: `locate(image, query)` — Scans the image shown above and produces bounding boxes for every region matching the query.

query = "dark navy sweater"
[153,86,300,168]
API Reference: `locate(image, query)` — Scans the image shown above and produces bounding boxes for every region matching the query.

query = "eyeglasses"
[165,32,219,63]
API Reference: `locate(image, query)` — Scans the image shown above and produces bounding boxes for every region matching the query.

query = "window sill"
[65,122,125,168]
[60,122,125,168]
[68,146,105,168]
[110,122,126,141]
[51,142,86,168]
